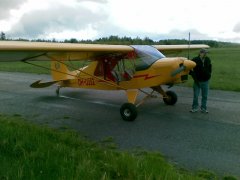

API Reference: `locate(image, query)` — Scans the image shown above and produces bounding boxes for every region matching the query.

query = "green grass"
[0,61,51,74]
[0,114,224,180]
[169,47,240,91]
[0,60,89,74]
[209,48,240,91]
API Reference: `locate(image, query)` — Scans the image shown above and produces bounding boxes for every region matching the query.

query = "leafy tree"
[1,34,239,47]
[0,32,6,40]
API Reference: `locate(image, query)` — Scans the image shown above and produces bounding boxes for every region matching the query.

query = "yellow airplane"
[0,41,209,121]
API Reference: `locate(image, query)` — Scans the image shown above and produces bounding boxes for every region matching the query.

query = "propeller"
[171,63,186,77]
[171,33,192,77]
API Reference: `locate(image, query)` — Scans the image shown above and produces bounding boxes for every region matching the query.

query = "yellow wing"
[153,44,209,55]
[0,41,133,61]
[0,41,209,61]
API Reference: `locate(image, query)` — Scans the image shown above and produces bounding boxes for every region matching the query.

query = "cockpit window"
[131,45,165,71]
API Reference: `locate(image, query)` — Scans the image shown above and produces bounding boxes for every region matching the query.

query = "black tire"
[120,103,137,121]
[163,91,177,105]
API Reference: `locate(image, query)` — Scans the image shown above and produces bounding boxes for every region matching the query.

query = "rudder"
[51,61,71,81]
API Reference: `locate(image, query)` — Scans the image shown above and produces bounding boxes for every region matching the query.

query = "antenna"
[188,32,191,59]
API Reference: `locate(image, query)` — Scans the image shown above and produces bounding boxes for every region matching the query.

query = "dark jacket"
[190,55,212,82]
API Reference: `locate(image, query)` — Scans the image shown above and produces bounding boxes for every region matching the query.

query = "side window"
[112,59,135,82]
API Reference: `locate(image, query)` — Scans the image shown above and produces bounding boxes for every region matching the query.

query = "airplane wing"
[0,41,209,62]
[0,41,134,62]
[153,44,209,55]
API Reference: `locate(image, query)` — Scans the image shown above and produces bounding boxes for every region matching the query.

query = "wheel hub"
[124,109,131,117]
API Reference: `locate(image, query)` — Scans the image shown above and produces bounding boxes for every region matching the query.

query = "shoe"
[190,109,198,113]
[201,108,209,113]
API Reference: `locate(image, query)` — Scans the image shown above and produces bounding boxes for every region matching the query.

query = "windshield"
[131,45,165,71]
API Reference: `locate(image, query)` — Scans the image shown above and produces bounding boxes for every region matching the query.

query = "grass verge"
[0,114,223,180]
[171,47,240,92]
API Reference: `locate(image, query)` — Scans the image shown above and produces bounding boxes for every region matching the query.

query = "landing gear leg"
[56,86,61,96]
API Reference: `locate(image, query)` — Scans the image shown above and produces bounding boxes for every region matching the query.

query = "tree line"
[1,32,239,48]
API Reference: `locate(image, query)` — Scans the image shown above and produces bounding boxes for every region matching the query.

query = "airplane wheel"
[163,91,177,105]
[120,103,137,121]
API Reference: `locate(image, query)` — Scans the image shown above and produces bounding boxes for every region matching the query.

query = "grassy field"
[0,61,51,74]
[0,114,226,180]
[0,47,240,91]
[186,47,240,91]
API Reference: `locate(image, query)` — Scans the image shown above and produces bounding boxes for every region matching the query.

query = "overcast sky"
[0,0,240,43]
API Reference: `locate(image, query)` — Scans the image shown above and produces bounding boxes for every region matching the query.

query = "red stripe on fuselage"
[133,74,160,80]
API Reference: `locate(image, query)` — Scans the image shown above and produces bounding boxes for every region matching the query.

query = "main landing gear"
[120,86,178,121]
[120,103,138,121]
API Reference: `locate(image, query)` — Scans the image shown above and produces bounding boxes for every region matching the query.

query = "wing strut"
[22,53,127,90]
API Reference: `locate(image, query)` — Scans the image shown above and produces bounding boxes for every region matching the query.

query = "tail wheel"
[163,91,177,105]
[120,103,137,121]
[56,86,60,96]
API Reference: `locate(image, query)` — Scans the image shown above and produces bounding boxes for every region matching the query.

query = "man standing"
[190,48,212,113]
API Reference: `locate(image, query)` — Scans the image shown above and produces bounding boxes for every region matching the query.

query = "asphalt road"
[1,71,240,177]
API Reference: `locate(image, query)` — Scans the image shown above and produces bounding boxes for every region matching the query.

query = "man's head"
[199,48,208,57]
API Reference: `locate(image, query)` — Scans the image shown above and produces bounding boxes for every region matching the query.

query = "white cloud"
[0,0,27,19]
[107,0,240,42]
[45,26,98,40]
[0,0,240,42]
[6,0,107,39]
[233,22,240,33]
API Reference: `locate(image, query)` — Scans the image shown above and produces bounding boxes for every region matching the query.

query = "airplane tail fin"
[31,61,78,88]
[30,61,74,88]
[51,61,74,81]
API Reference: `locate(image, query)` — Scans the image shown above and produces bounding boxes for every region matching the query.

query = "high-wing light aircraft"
[0,41,209,121]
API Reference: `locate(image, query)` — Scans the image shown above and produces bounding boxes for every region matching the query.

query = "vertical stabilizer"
[51,61,72,81]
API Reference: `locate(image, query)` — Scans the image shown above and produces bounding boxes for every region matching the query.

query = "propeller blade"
[171,65,186,77]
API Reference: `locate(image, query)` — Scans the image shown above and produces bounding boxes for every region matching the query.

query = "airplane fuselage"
[57,57,196,90]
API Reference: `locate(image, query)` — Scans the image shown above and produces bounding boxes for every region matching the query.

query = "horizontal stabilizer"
[30,80,59,88]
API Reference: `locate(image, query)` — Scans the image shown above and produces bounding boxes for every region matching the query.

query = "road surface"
[1,72,240,177]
